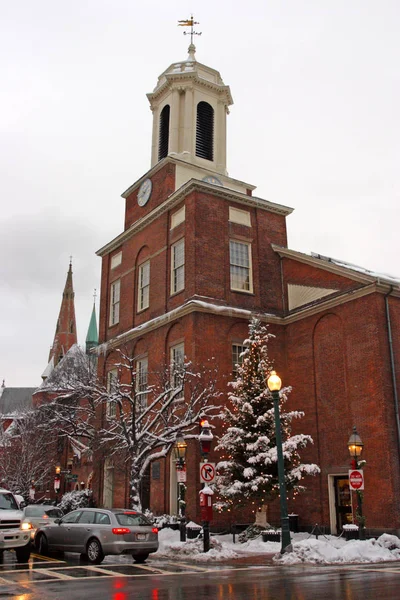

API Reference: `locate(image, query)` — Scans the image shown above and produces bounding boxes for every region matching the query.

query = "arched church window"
[158,104,170,161]
[69,321,74,334]
[196,101,214,161]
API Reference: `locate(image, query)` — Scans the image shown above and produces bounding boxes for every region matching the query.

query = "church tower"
[48,261,78,367]
[147,43,233,176]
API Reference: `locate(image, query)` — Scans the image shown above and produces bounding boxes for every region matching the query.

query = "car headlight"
[21,522,33,531]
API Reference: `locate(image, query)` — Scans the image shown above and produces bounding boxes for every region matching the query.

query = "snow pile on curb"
[276,534,400,565]
[156,528,239,561]
[156,528,400,565]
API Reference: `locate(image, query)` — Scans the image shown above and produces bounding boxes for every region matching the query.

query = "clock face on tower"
[137,178,152,206]
[202,175,223,187]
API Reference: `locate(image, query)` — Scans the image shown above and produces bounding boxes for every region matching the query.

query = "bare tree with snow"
[42,345,221,510]
[0,410,57,498]
[100,348,221,510]
[215,319,320,521]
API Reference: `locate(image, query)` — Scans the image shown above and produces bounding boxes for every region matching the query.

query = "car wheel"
[86,538,104,565]
[36,533,49,556]
[134,553,149,563]
[16,543,31,563]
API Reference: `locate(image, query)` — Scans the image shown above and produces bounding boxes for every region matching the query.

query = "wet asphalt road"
[1,551,400,599]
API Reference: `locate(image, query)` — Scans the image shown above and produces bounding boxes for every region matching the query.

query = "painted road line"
[30,553,65,562]
[161,562,208,571]
[83,566,130,577]
[30,568,75,580]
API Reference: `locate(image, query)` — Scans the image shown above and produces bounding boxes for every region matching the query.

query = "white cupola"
[147,44,233,176]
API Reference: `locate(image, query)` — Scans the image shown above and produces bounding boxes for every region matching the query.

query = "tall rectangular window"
[138,261,150,311]
[171,239,185,294]
[232,344,246,375]
[109,280,120,326]
[136,357,148,410]
[107,369,118,418]
[230,240,253,292]
[170,343,184,392]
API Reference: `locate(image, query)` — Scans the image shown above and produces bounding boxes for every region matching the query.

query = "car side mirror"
[19,501,26,509]
[54,518,62,525]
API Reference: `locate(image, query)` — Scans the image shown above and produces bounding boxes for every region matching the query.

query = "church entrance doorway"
[328,475,353,534]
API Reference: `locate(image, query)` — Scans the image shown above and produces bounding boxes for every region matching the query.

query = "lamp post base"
[203,521,210,552]
[179,517,186,542]
[280,516,292,554]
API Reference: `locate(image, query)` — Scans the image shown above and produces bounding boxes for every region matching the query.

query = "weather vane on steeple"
[93,288,97,304]
[178,15,202,46]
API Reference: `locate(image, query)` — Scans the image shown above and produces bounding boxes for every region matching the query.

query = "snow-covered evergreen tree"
[215,319,319,513]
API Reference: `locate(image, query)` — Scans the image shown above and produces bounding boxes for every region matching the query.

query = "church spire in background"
[48,259,78,366]
[85,289,98,356]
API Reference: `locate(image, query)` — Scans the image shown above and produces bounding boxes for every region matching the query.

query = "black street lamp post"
[347,426,365,540]
[173,434,188,542]
[267,370,292,554]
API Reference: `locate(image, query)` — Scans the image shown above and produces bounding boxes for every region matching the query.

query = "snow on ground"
[156,528,400,565]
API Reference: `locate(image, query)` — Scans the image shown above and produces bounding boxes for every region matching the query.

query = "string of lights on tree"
[214,319,319,515]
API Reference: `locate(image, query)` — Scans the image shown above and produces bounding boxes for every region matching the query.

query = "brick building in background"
[93,43,400,534]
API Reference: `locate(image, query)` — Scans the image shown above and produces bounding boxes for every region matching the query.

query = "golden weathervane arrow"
[178,15,202,45]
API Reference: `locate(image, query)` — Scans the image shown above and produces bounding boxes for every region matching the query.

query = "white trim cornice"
[97,181,293,257]
[97,283,390,353]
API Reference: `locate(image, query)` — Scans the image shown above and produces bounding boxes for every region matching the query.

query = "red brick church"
[92,42,400,535]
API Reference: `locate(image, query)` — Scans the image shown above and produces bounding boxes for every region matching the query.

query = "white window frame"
[109,279,120,326]
[137,260,150,312]
[229,207,251,227]
[136,357,148,410]
[232,344,246,375]
[171,239,185,295]
[170,343,184,395]
[171,205,186,229]
[111,251,122,269]
[229,240,253,293]
[106,369,118,418]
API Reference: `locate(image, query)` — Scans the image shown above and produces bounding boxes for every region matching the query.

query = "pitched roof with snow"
[35,344,92,393]
[0,388,35,415]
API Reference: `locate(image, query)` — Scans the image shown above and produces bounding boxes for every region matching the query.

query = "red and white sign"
[200,462,216,484]
[349,469,364,490]
[177,469,187,483]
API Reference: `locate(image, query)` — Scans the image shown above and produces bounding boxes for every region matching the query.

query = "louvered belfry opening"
[196,101,214,161]
[158,104,170,161]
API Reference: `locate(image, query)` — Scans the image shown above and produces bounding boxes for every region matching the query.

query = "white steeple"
[147,44,233,176]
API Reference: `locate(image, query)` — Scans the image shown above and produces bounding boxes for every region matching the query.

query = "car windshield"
[25,506,63,518]
[0,492,19,510]
[115,512,152,527]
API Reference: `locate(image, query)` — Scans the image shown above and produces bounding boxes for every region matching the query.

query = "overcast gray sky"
[1,0,399,387]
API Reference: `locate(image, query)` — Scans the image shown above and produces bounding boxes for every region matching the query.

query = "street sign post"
[200,462,215,484]
[349,469,364,490]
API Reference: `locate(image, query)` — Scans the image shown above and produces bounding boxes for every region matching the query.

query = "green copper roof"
[86,304,98,345]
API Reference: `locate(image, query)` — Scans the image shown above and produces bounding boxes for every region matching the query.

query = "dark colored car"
[35,508,158,564]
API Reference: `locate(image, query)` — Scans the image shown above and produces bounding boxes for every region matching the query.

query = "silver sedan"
[35,508,159,564]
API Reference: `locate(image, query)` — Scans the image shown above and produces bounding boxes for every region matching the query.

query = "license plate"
[136,534,146,540]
